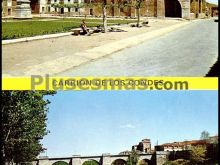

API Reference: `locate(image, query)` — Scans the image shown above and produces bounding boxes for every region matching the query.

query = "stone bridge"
[33,152,169,165]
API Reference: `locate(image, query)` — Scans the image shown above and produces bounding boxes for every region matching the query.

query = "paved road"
[59,19,218,76]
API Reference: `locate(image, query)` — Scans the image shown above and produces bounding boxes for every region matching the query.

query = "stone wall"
[82,0,190,19]
[2,0,17,16]
[179,0,191,19]
[156,152,169,165]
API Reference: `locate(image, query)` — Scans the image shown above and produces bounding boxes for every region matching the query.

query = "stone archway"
[52,161,69,165]
[138,159,153,165]
[82,160,100,165]
[164,0,182,17]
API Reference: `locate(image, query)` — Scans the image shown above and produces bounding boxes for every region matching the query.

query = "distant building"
[208,135,218,143]
[2,0,16,16]
[132,138,151,153]
[119,150,131,155]
[155,135,218,152]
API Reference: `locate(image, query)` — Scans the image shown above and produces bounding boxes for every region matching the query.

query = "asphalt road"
[59,19,218,76]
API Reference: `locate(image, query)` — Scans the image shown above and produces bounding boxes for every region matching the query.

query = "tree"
[82,160,99,165]
[1,91,56,165]
[102,0,108,33]
[127,149,140,165]
[134,0,145,27]
[190,145,207,164]
[200,130,210,140]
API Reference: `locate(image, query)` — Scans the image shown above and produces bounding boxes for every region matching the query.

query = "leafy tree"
[163,159,190,165]
[135,0,145,27]
[200,131,210,140]
[190,145,207,164]
[138,159,149,165]
[1,91,56,165]
[127,149,140,165]
[53,161,69,165]
[82,160,99,165]
[85,0,108,32]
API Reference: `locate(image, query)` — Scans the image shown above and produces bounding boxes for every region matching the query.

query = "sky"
[207,0,218,4]
[40,91,218,157]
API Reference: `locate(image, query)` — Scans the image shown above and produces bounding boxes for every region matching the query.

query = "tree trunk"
[102,0,108,33]
[137,8,140,27]
[103,5,107,33]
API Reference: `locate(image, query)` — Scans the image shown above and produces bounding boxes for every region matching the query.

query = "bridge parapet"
[33,152,168,165]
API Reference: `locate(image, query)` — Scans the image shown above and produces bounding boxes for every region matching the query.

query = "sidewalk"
[2,18,191,77]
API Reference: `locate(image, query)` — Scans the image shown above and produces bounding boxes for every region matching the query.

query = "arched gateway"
[165,0,182,17]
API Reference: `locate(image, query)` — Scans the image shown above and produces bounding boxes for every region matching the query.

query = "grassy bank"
[2,18,135,40]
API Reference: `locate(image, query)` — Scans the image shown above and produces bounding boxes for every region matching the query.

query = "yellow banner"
[2,77,218,90]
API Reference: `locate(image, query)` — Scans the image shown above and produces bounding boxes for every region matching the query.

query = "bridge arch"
[82,159,100,165]
[138,159,153,165]
[164,0,182,18]
[52,161,70,165]
[111,158,127,165]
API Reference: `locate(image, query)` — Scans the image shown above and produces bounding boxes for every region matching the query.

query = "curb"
[2,19,199,45]
[2,32,73,45]
[22,21,191,76]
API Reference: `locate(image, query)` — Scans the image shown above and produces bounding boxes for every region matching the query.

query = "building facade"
[2,0,216,19]
[155,136,219,152]
[132,138,152,153]
[2,0,17,16]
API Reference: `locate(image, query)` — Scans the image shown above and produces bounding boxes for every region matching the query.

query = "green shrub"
[163,159,190,165]
[82,160,99,165]
[52,161,69,165]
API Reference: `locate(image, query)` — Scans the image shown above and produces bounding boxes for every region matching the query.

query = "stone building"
[83,0,192,19]
[154,135,219,152]
[2,0,215,19]
[30,0,85,14]
[211,6,218,17]
[132,138,152,153]
[2,0,17,16]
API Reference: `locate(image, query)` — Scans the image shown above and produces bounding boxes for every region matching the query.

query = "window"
[8,8,11,15]
[90,8,93,15]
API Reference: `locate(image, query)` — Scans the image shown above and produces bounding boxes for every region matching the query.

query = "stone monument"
[14,0,32,19]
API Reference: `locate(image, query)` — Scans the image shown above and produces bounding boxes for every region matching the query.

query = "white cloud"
[120,124,136,129]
